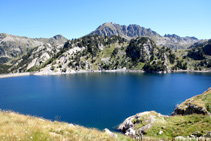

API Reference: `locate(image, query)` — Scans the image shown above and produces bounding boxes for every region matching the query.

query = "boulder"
[118,111,164,138]
[172,104,208,116]
[125,128,135,137]
[118,115,135,133]
[190,131,201,137]
[136,124,152,136]
[103,128,117,138]
[159,130,163,135]
[68,124,75,128]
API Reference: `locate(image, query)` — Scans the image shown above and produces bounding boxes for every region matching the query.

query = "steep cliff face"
[126,37,156,62]
[89,22,199,49]
[125,37,171,73]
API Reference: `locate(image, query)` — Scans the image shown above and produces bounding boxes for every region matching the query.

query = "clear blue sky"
[1,0,210,39]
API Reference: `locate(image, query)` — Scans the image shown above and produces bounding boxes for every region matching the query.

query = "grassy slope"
[131,111,211,139]
[146,114,211,138]
[0,110,132,141]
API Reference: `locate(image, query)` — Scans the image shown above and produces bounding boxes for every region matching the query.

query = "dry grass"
[0,110,132,141]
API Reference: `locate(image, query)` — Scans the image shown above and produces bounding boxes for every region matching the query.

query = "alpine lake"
[0,72,211,131]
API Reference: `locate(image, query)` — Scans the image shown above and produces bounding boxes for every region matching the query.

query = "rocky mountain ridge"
[89,22,199,49]
[7,35,178,74]
[0,22,211,74]
[0,33,67,64]
[1,33,211,74]
[8,35,128,73]
[89,22,160,40]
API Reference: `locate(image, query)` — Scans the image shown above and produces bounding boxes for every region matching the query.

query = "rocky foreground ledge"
[118,88,211,140]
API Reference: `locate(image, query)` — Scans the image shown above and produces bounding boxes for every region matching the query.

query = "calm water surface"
[0,72,211,130]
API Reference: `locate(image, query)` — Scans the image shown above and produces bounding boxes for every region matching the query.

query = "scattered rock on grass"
[103,128,117,138]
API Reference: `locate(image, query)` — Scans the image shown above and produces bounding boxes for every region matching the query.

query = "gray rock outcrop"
[89,22,199,49]
[103,128,117,138]
[172,104,208,116]
[118,111,164,138]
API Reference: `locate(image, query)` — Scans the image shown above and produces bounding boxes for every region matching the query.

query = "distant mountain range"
[0,22,210,74]
[89,22,199,49]
[0,22,200,64]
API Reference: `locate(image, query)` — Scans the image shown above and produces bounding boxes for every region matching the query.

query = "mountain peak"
[53,34,65,40]
[89,22,199,49]
[164,34,180,38]
[102,22,114,26]
[90,22,159,41]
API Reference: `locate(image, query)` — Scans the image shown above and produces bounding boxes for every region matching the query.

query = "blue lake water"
[0,72,211,131]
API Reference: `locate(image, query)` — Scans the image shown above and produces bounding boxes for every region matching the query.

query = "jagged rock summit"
[89,22,199,49]
[89,22,159,40]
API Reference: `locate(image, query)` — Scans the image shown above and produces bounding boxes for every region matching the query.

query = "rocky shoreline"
[0,69,211,79]
[0,72,35,79]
